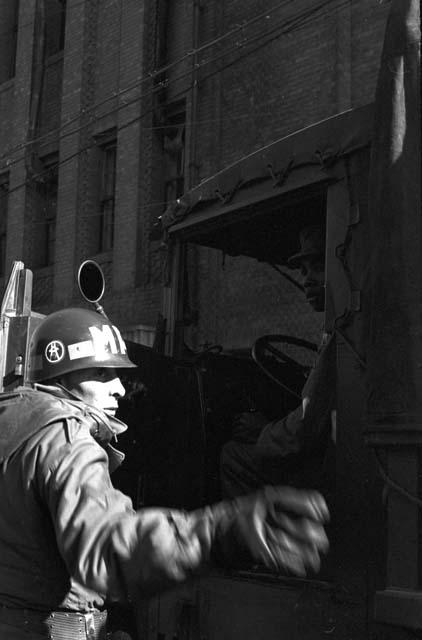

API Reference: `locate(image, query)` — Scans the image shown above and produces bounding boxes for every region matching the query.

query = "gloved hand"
[212,485,329,576]
[126,488,329,597]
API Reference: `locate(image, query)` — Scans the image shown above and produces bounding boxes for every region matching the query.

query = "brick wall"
[193,0,389,178]
[52,0,89,309]
[175,0,389,353]
[0,0,390,339]
[2,0,37,275]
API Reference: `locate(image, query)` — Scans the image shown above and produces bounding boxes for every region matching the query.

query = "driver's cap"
[28,307,136,383]
[287,226,325,269]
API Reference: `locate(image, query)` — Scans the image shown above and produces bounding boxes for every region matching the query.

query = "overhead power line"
[2,0,352,166]
[2,0,353,205]
[0,0,299,163]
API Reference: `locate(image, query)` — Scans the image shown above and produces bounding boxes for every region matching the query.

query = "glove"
[211,485,329,577]
[126,489,328,597]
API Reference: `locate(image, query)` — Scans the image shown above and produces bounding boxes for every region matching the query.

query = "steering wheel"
[252,334,318,399]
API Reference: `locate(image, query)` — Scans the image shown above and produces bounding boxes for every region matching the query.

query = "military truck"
[0,112,417,640]
[121,2,420,637]
[0,105,384,640]
[119,103,382,640]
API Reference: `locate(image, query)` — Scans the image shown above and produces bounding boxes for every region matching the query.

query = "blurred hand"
[128,489,329,596]
[216,485,329,576]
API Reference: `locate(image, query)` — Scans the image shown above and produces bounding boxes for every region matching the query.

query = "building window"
[163,101,186,207]
[98,139,117,253]
[34,156,58,267]
[0,0,19,83]
[45,0,66,57]
[0,175,9,277]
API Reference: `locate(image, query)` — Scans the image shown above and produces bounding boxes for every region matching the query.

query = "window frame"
[44,0,67,58]
[162,100,186,208]
[0,0,20,83]
[34,154,59,268]
[97,136,117,253]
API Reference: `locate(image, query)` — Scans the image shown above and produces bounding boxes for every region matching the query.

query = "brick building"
[0,0,389,346]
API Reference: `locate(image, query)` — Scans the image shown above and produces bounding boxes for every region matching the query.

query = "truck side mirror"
[77,260,107,317]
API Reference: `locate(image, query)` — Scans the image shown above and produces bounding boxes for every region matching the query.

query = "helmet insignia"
[45,340,65,364]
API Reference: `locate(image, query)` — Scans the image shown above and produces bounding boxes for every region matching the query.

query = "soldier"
[221,225,336,498]
[0,306,329,640]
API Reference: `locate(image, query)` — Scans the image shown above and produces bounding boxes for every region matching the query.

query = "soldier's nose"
[111,377,126,399]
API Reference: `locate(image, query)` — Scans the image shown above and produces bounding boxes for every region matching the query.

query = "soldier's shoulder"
[0,386,88,462]
[0,385,79,416]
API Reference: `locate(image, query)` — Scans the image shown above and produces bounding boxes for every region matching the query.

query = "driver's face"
[299,255,325,312]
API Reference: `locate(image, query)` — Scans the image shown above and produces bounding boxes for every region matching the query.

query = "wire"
[1,0,351,170]
[4,25,360,227]
[2,0,353,200]
[0,0,300,163]
[3,0,325,167]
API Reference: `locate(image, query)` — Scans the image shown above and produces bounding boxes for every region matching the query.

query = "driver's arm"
[255,403,304,463]
[256,336,336,462]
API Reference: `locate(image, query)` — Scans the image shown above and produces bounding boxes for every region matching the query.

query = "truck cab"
[2,97,419,640]
[115,104,411,639]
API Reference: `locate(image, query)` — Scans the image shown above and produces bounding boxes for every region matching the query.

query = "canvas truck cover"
[159,103,374,250]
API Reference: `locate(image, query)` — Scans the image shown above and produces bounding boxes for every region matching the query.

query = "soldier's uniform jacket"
[0,384,224,614]
[0,384,328,639]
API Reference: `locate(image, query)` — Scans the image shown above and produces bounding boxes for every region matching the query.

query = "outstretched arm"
[39,421,329,601]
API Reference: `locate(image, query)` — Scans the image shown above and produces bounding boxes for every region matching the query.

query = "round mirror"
[77,260,105,303]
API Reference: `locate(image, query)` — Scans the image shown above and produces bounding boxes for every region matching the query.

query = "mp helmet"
[28,307,136,383]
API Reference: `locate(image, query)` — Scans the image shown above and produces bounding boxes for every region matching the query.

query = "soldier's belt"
[0,605,108,639]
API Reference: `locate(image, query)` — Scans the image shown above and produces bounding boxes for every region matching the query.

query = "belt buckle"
[85,612,96,638]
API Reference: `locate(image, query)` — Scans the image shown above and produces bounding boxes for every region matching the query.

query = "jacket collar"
[34,383,128,472]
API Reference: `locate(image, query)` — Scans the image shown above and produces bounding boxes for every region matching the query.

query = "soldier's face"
[299,255,325,312]
[60,367,126,416]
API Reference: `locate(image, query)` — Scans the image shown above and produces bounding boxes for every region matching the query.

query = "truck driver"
[220,225,336,498]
